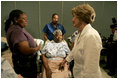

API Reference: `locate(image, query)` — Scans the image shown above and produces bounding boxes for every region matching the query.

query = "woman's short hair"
[72,4,96,24]
[53,29,62,36]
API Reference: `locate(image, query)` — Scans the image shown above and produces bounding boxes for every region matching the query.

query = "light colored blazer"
[66,24,102,78]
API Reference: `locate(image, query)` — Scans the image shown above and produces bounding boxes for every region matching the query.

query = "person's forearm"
[31,46,40,53]
[22,46,40,55]
[42,54,50,70]
[42,54,52,78]
[44,34,49,40]
[44,36,48,40]
[17,41,41,55]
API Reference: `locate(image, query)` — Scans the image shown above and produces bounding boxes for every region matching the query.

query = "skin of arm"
[17,41,40,55]
[42,54,52,78]
[44,33,49,41]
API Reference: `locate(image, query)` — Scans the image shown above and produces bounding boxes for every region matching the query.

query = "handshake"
[58,59,67,71]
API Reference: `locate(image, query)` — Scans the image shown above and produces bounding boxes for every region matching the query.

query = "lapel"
[76,24,92,44]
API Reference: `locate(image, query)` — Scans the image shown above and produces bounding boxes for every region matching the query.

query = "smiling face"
[72,14,83,29]
[53,30,63,43]
[15,13,28,28]
[54,33,63,43]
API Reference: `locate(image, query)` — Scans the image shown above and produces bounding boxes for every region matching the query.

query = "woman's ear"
[14,17,18,23]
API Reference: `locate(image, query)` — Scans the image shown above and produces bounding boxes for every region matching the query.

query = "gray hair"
[72,4,96,24]
[53,29,62,35]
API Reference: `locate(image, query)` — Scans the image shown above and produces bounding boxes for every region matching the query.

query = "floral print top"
[41,40,70,60]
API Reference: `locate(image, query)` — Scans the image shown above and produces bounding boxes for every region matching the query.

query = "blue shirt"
[42,22,66,40]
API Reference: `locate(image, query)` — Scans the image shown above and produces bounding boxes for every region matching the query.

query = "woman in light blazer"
[60,4,102,78]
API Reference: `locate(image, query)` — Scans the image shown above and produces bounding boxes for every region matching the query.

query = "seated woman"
[41,29,70,78]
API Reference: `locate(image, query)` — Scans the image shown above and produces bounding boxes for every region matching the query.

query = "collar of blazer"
[80,24,92,37]
[76,24,92,43]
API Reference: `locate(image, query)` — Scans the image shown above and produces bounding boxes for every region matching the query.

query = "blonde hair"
[53,29,62,35]
[72,4,96,24]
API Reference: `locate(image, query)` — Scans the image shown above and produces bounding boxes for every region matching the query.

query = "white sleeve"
[66,49,74,62]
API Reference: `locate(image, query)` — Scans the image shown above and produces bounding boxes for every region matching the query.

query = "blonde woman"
[60,4,102,78]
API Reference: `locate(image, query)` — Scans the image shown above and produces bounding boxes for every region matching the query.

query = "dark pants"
[12,54,37,78]
[69,60,74,78]
[106,42,117,76]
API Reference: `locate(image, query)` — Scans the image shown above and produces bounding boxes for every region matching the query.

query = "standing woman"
[60,4,102,78]
[5,9,40,78]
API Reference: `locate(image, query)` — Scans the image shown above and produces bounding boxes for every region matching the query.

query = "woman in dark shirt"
[5,9,40,78]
